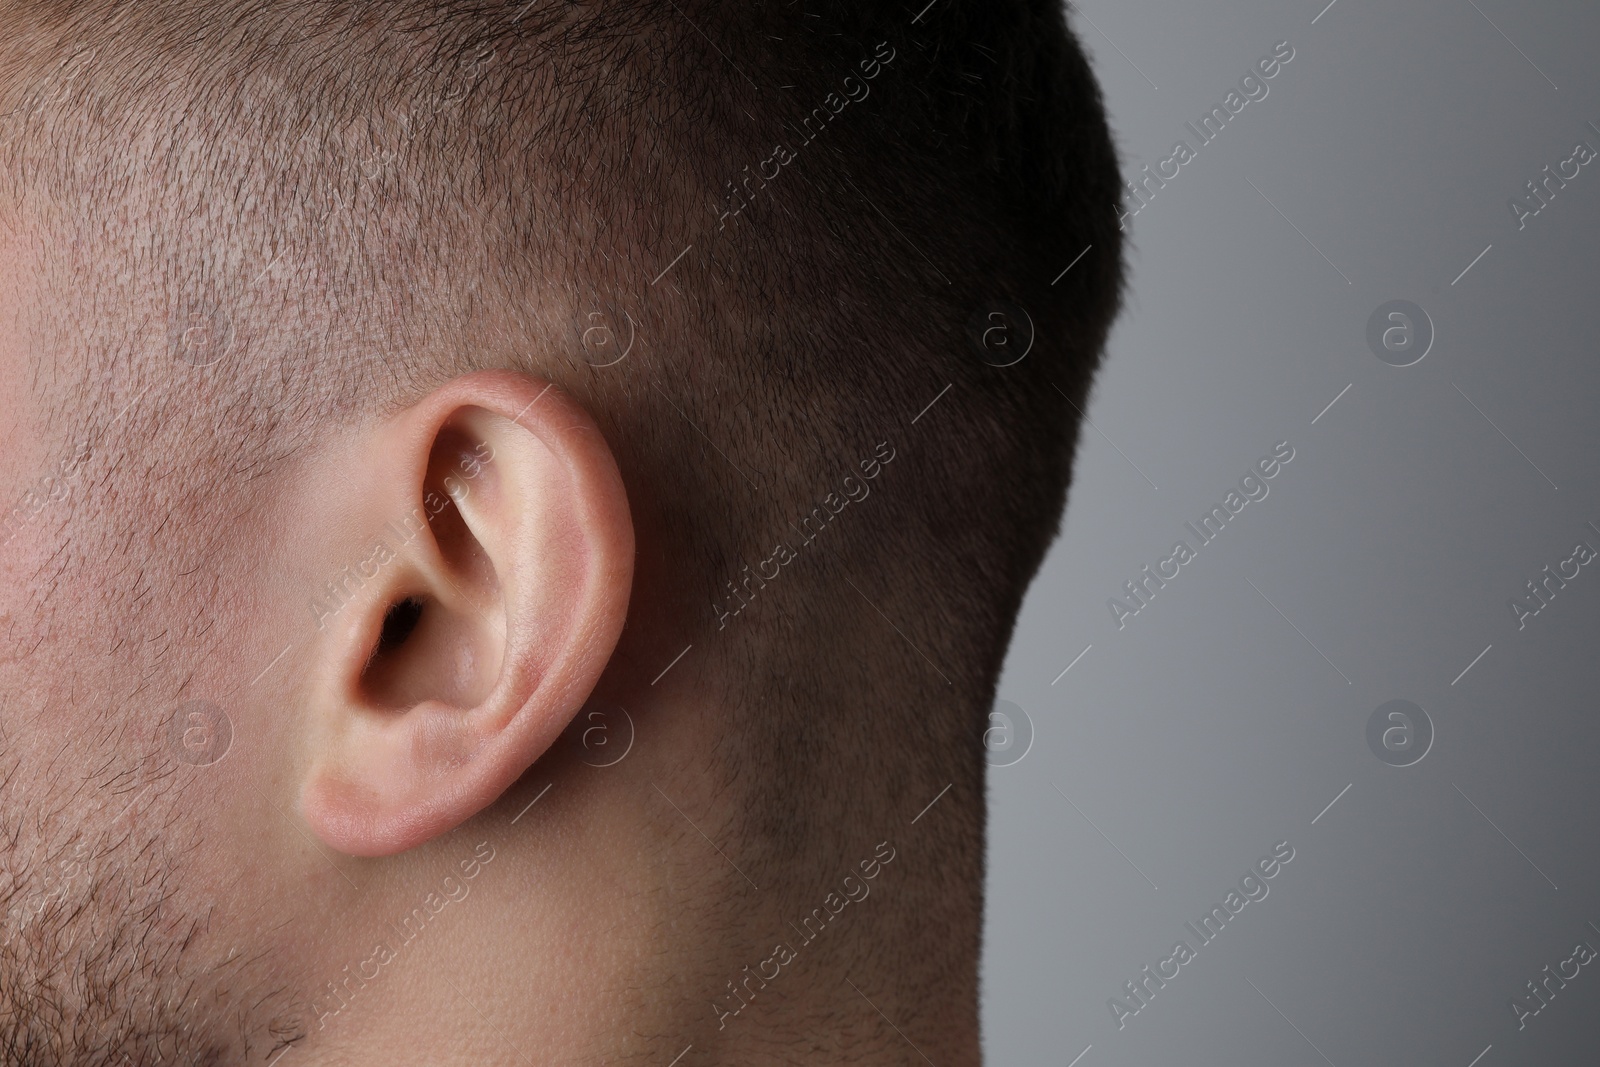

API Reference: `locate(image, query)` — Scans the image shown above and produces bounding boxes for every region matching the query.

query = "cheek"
[0,239,46,490]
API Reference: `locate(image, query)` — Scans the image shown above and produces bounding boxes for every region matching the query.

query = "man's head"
[0,1,1121,1062]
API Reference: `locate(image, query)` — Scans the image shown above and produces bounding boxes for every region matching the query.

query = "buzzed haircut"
[0,0,1122,864]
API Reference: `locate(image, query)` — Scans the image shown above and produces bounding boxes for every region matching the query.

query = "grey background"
[980,1,1600,1064]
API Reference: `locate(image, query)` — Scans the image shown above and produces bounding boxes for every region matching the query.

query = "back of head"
[0,1,1122,1062]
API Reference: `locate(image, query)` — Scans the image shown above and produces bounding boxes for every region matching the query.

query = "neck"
[296,675,985,1066]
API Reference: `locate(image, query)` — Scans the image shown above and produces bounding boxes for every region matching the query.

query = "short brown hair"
[0,0,1123,854]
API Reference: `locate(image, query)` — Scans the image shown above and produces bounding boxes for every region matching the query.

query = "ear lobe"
[299,371,634,857]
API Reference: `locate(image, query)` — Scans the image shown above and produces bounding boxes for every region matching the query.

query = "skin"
[0,218,983,1066]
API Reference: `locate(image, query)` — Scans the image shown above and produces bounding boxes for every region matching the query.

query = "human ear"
[298,370,633,857]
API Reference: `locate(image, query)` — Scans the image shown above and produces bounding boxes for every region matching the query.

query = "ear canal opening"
[356,422,505,712]
[361,595,427,683]
[376,596,425,656]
